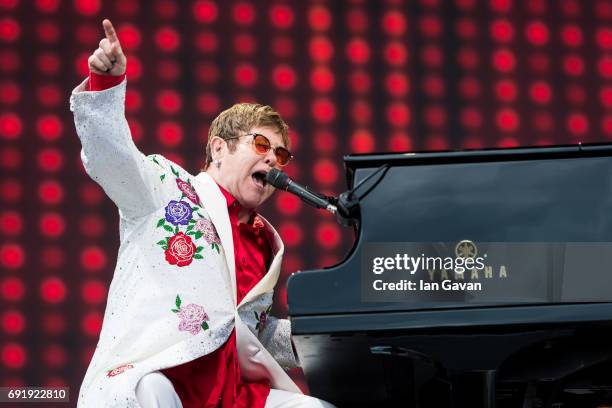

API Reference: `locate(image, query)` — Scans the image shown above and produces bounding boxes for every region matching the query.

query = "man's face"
[217,126,286,210]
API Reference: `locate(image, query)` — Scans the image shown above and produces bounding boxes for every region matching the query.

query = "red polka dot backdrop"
[2,0,612,395]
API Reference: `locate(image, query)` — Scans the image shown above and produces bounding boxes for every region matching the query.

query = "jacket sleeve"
[70,77,166,219]
[259,317,300,370]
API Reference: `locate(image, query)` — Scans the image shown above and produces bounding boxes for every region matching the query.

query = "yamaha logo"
[455,240,477,259]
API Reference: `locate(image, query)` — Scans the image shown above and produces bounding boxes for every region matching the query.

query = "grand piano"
[286,144,612,408]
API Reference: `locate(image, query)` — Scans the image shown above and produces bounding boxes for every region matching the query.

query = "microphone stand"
[268,164,389,228]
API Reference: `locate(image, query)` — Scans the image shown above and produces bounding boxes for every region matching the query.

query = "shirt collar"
[217,183,237,208]
[216,184,264,229]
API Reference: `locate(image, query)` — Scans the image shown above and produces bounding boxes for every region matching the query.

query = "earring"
[215,160,221,169]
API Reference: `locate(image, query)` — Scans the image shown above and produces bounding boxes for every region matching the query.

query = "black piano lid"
[287,142,612,328]
[343,142,612,189]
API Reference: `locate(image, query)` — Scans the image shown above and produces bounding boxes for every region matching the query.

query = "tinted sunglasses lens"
[253,135,271,154]
[275,147,292,166]
[252,134,292,166]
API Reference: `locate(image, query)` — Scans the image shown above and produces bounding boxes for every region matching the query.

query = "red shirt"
[88,71,125,90]
[89,73,273,407]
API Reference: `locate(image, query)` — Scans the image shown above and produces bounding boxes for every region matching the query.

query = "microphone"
[266,168,337,214]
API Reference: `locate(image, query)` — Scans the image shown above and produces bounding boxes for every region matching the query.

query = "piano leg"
[482,370,496,408]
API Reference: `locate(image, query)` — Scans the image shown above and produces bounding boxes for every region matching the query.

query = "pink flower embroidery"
[177,303,209,335]
[176,178,201,206]
[107,364,134,378]
[194,218,221,245]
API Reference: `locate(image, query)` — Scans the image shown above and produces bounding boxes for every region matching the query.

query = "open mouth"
[251,171,267,189]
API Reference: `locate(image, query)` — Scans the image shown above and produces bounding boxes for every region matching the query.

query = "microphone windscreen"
[266,168,289,189]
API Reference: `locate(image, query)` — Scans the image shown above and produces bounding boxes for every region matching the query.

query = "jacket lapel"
[193,172,236,306]
[192,172,284,308]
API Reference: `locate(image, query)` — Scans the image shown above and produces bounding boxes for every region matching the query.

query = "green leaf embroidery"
[161,245,168,250]
[171,308,179,313]
[160,174,166,182]
[171,166,179,177]
[187,178,192,185]
[212,243,220,253]
[197,212,204,218]
[189,219,196,224]
[186,225,194,232]
[175,295,181,309]
[254,311,259,319]
[156,240,166,246]
[157,218,165,227]
[187,231,195,236]
[201,321,209,330]
[194,232,203,240]
[196,246,204,252]
[192,206,199,211]
[193,254,203,259]
[163,225,174,232]
[174,225,179,234]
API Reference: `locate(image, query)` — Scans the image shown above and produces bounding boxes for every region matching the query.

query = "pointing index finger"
[102,19,119,44]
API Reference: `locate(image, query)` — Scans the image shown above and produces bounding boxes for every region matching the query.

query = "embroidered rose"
[259,311,268,330]
[164,200,193,226]
[176,178,201,206]
[255,305,272,332]
[165,232,197,267]
[194,218,220,245]
[252,216,265,229]
[107,364,133,377]
[172,295,209,335]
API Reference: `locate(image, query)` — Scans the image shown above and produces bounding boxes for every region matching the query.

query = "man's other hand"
[87,19,127,76]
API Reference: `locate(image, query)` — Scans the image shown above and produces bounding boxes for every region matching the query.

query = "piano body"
[287,144,612,408]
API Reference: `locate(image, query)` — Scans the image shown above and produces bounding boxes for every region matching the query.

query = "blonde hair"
[204,103,289,170]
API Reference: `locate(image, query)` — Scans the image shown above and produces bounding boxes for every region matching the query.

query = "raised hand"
[87,19,127,76]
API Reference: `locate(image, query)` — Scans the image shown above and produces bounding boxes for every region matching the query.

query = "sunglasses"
[226,133,293,166]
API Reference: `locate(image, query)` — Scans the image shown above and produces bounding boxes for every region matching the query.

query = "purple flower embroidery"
[194,218,220,245]
[172,295,210,335]
[165,200,193,226]
[176,178,201,206]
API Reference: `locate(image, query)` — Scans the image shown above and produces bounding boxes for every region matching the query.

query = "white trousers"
[135,372,336,408]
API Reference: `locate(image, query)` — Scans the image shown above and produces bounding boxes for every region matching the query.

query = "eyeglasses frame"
[223,132,293,166]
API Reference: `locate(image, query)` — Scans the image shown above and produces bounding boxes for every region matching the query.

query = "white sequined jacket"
[70,77,301,407]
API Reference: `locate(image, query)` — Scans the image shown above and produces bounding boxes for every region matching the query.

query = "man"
[70,19,334,408]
